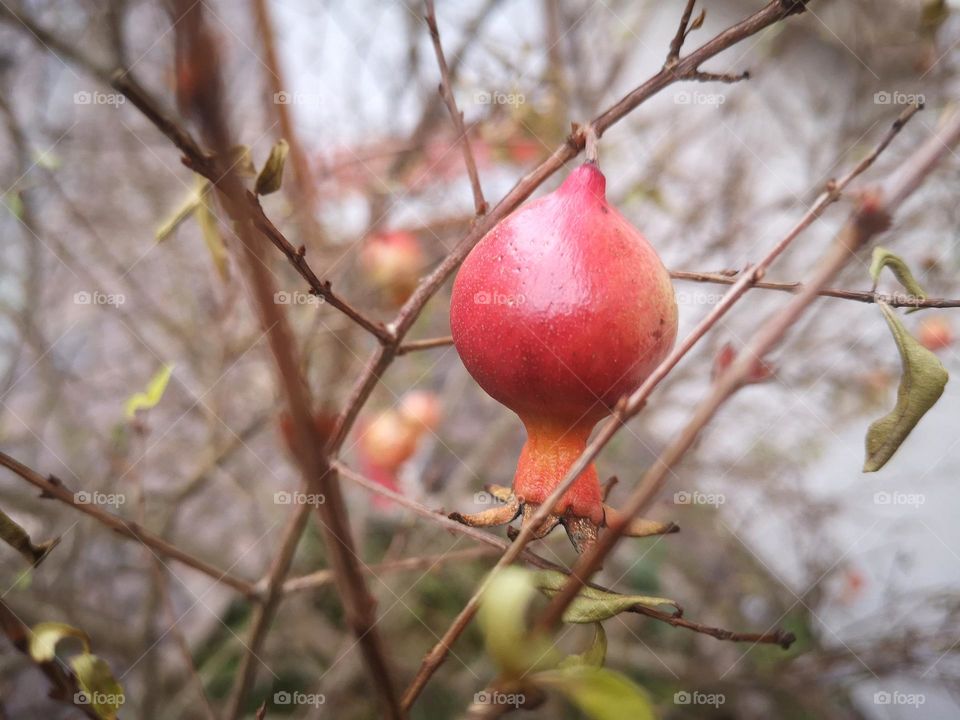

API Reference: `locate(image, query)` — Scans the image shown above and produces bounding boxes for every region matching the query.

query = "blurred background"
[0,0,959,718]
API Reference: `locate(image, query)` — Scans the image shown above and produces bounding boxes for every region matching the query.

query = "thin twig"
[665,0,698,67]
[425,0,488,216]
[0,450,259,599]
[396,335,455,355]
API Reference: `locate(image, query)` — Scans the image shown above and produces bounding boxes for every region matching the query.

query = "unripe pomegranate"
[449,161,678,550]
[360,230,424,305]
[918,315,953,352]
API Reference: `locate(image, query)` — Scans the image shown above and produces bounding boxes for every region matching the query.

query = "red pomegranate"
[360,230,424,305]
[449,161,678,550]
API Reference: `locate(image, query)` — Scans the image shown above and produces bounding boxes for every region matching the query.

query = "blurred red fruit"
[360,231,424,305]
[918,315,953,351]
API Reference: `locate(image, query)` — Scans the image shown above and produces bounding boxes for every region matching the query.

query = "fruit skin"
[450,163,678,524]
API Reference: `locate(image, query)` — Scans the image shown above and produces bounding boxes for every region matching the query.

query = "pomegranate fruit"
[360,230,424,305]
[918,315,953,352]
[448,161,679,551]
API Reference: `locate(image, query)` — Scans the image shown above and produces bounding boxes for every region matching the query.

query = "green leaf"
[0,507,59,565]
[535,665,655,720]
[29,622,91,662]
[534,571,679,623]
[869,247,928,312]
[864,302,948,472]
[558,623,607,669]
[478,567,558,677]
[124,364,174,420]
[255,139,289,195]
[195,178,230,281]
[70,653,125,719]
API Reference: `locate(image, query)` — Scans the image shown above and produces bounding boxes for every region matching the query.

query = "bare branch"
[0,451,259,599]
[425,0,488,216]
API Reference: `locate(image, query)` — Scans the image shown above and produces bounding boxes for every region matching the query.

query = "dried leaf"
[869,247,928,312]
[70,653,125,719]
[534,665,655,720]
[864,302,948,472]
[255,139,289,195]
[124,364,174,420]
[29,622,91,662]
[0,507,59,565]
[534,571,679,623]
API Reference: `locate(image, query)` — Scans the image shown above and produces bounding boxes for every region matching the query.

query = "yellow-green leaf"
[124,364,174,420]
[155,190,202,242]
[478,567,558,678]
[29,622,91,662]
[534,571,679,623]
[864,302,948,472]
[195,178,229,281]
[535,665,655,720]
[4,191,24,220]
[255,139,289,195]
[0,507,59,565]
[71,653,125,720]
[558,623,607,669]
[869,247,928,312]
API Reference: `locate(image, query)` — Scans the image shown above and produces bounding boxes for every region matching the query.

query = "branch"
[162,5,401,717]
[401,100,921,709]
[334,462,792,647]
[671,269,960,308]
[108,71,392,343]
[425,0,488,216]
[535,106,960,634]
[0,450,259,599]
